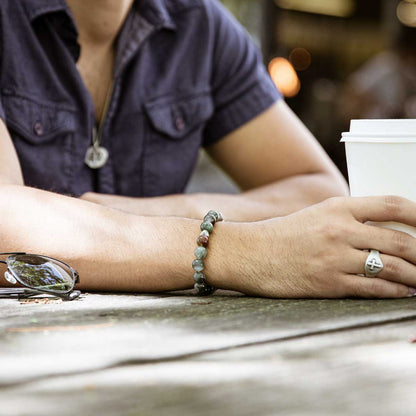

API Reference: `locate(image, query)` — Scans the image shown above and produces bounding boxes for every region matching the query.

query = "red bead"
[197,235,209,247]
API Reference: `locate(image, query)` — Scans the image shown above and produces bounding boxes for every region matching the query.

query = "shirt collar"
[21,0,176,67]
[22,0,79,61]
[23,0,176,31]
[22,0,72,22]
[136,0,176,30]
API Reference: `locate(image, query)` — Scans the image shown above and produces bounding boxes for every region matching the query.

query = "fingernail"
[408,287,416,297]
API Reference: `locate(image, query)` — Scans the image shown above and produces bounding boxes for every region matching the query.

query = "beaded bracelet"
[192,210,223,296]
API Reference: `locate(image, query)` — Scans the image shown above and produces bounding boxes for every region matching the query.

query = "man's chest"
[76,45,115,124]
[0,5,214,197]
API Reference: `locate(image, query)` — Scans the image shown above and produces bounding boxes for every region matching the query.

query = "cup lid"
[349,119,416,135]
[341,132,416,143]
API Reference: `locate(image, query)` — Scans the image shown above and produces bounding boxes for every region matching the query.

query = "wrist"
[203,221,267,293]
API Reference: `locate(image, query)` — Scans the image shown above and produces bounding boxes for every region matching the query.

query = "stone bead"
[200,221,214,233]
[203,214,216,224]
[194,283,216,296]
[207,210,223,222]
[194,246,207,260]
[192,259,205,272]
[192,211,223,297]
[193,272,205,284]
[197,234,209,247]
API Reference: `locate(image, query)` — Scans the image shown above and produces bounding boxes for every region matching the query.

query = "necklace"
[84,80,115,169]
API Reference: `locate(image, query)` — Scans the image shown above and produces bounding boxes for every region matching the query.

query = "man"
[1,0,415,299]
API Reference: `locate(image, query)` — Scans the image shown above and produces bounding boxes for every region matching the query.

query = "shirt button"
[33,121,44,136]
[175,116,185,132]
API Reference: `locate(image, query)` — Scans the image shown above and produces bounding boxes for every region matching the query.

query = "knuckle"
[322,223,340,243]
[319,220,352,243]
[391,285,407,298]
[369,280,382,296]
[391,231,410,256]
[384,258,402,276]
[319,222,338,241]
[344,277,366,297]
[323,196,346,212]
[382,195,404,217]
[363,280,378,297]
[365,280,385,298]
[351,280,381,298]
[334,222,352,239]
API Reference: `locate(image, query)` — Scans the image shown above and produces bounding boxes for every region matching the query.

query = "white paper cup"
[341,119,416,237]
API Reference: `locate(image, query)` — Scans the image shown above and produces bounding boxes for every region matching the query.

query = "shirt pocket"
[142,93,214,196]
[2,94,77,193]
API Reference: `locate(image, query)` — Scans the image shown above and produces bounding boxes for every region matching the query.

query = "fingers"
[333,222,416,295]
[340,196,416,296]
[345,195,416,225]
[348,249,416,289]
[287,196,416,299]
[351,223,416,265]
[343,274,413,299]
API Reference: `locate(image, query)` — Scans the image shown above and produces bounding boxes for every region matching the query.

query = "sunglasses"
[0,252,80,301]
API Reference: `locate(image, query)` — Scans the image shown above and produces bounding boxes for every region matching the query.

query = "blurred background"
[186,0,416,194]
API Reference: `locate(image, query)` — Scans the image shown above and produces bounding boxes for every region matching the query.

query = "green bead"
[193,272,205,284]
[194,246,207,260]
[192,259,205,272]
[200,230,210,238]
[200,221,214,233]
[207,210,223,222]
[203,214,216,224]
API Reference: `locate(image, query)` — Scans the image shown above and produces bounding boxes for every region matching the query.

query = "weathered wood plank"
[1,292,416,385]
[1,320,416,416]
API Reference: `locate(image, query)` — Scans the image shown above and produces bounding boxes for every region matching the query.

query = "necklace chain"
[85,79,114,169]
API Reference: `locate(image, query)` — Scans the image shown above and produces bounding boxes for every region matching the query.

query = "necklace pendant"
[85,145,109,169]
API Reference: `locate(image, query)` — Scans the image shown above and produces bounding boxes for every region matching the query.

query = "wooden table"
[1,291,416,415]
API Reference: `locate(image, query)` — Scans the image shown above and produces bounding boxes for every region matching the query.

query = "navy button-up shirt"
[0,0,281,197]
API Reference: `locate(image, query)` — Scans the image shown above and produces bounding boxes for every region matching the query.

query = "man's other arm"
[82,100,349,221]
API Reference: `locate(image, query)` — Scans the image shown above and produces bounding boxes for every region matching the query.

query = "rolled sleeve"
[203,0,282,146]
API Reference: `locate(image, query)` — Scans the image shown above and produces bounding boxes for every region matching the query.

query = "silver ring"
[365,250,383,277]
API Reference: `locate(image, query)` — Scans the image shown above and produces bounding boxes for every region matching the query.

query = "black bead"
[193,272,206,284]
[194,283,216,296]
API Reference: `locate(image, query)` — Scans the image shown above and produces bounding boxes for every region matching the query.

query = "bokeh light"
[289,48,312,71]
[268,57,301,97]
[397,0,416,27]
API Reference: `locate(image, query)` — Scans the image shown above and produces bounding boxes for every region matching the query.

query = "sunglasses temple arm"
[0,288,81,301]
[0,288,39,298]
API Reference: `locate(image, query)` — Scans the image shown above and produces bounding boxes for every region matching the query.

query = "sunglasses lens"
[7,255,74,292]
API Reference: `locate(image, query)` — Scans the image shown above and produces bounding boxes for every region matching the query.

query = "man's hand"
[213,196,416,299]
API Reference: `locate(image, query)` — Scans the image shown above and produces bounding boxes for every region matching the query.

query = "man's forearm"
[81,172,349,221]
[0,185,201,292]
[0,183,293,296]
[0,184,267,294]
